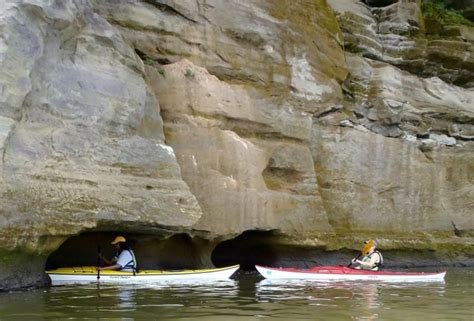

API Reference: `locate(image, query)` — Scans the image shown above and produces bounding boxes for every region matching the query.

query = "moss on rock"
[0,250,49,291]
[422,0,473,36]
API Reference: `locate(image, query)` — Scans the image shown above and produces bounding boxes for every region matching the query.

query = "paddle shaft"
[97,245,101,280]
[348,252,362,267]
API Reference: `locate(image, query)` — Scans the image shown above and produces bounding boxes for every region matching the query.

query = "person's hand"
[352,258,358,263]
[96,267,101,271]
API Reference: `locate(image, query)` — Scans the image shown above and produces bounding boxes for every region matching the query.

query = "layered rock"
[329,0,474,87]
[94,0,348,238]
[146,59,332,236]
[0,0,473,290]
[343,54,474,138]
[92,0,346,106]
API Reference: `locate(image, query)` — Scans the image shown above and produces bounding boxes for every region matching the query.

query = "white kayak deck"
[47,265,240,285]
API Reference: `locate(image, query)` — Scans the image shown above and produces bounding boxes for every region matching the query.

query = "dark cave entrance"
[46,230,358,272]
[45,232,213,271]
[211,230,356,270]
[211,230,283,270]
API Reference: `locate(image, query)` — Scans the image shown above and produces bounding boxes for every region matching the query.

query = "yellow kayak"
[46,265,240,285]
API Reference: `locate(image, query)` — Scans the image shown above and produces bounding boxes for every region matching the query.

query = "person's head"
[111,236,127,251]
[362,239,378,255]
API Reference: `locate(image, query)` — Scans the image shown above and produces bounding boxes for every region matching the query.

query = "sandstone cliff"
[0,0,472,290]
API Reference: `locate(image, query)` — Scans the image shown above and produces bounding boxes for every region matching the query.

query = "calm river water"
[0,268,472,320]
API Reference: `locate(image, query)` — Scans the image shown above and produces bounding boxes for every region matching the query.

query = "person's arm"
[99,254,118,265]
[355,253,379,268]
[97,264,121,271]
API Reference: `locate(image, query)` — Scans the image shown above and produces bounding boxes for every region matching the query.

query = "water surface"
[0,268,472,320]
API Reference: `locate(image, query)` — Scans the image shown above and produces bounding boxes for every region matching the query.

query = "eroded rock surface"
[0,0,201,290]
[147,59,332,236]
[0,0,473,290]
[329,0,474,86]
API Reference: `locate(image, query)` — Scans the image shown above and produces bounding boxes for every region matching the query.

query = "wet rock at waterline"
[0,0,473,290]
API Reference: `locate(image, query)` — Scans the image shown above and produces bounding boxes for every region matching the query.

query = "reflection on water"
[256,279,448,320]
[44,280,241,319]
[0,269,472,320]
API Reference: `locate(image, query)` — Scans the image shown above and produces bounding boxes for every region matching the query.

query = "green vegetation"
[143,57,155,65]
[158,67,166,78]
[184,68,195,78]
[421,0,473,26]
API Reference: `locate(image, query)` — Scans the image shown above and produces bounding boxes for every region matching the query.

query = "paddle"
[97,245,101,280]
[348,240,375,267]
[348,252,362,267]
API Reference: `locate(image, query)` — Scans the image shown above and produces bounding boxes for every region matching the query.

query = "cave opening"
[45,231,213,271]
[211,230,283,270]
[211,230,359,270]
[46,230,360,273]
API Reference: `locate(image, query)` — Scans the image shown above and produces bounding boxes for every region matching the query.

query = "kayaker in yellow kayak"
[351,239,383,271]
[97,236,138,273]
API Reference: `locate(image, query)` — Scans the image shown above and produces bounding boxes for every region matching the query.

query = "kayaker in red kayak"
[351,239,383,271]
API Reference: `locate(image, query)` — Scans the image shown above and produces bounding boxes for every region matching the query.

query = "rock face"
[329,0,474,86]
[0,0,473,290]
[0,0,201,290]
[146,60,332,237]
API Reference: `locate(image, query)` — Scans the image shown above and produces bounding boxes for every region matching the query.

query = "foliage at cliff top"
[421,0,473,26]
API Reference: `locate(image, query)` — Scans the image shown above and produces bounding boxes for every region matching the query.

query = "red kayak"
[255,265,446,282]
